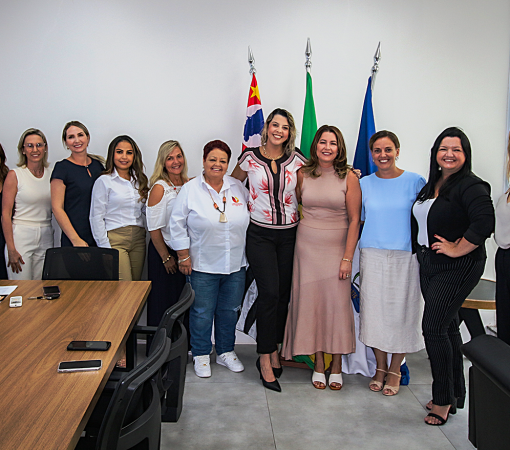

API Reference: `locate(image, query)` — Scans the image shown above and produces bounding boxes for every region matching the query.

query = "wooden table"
[0,279,151,450]
[463,278,496,310]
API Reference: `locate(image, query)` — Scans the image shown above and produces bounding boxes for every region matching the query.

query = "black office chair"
[77,328,170,450]
[42,247,119,281]
[118,283,195,422]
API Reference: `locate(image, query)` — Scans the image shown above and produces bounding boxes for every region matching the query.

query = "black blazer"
[411,173,495,264]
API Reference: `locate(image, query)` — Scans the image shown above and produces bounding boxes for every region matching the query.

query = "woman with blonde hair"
[51,121,104,247]
[90,135,148,281]
[146,140,189,327]
[232,108,307,392]
[2,128,53,279]
[495,132,510,345]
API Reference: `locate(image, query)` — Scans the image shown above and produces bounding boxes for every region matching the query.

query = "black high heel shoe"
[256,358,281,392]
[273,366,283,378]
[426,399,459,415]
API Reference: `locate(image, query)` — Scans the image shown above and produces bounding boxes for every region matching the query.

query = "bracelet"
[162,255,172,264]
[178,255,191,264]
[342,258,353,263]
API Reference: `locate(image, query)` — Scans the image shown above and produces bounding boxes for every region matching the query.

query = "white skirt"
[359,248,425,354]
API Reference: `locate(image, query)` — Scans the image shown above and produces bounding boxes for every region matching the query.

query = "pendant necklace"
[208,189,228,223]
[262,146,284,174]
[168,178,179,191]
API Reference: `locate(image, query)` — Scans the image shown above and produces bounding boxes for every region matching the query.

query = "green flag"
[299,71,317,158]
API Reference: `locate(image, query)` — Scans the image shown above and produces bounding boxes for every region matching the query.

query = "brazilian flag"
[299,71,317,159]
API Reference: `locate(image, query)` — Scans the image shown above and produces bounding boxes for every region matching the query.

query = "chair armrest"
[462,335,510,397]
[131,325,158,336]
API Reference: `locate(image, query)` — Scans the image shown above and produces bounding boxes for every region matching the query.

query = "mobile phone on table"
[9,296,22,308]
[43,285,61,299]
[57,360,102,373]
[67,341,111,351]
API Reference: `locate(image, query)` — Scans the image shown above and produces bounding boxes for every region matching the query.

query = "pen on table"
[28,296,44,299]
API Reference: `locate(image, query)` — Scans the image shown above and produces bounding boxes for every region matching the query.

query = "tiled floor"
[161,345,474,450]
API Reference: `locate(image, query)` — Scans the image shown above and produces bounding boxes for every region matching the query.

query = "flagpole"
[242,47,264,151]
[248,46,256,75]
[300,38,317,158]
[370,42,381,90]
[305,38,312,73]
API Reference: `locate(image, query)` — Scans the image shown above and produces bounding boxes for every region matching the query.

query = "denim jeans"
[189,268,246,357]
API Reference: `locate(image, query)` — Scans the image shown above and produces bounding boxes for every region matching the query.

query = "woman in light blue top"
[359,130,425,396]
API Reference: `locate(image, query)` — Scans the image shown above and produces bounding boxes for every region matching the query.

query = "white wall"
[1,0,509,283]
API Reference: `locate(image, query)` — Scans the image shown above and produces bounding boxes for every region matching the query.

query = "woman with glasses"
[1,129,53,280]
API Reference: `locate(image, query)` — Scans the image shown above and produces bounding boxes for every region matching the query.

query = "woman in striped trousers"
[411,127,494,426]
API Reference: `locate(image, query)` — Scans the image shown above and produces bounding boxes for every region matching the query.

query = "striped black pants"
[417,247,485,406]
[496,247,510,345]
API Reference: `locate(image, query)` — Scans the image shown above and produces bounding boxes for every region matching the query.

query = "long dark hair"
[301,125,350,179]
[0,143,8,183]
[105,135,149,201]
[416,127,472,201]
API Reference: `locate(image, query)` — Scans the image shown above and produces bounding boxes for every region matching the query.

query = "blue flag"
[353,76,377,176]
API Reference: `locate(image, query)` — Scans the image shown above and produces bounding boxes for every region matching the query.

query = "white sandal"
[312,371,326,389]
[329,373,343,390]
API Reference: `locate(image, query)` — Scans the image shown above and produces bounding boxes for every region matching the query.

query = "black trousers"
[246,223,297,354]
[496,247,510,345]
[146,239,187,330]
[417,247,485,406]
[458,307,485,338]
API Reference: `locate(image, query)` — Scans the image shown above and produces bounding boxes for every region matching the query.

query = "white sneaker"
[193,355,211,378]
[216,351,245,372]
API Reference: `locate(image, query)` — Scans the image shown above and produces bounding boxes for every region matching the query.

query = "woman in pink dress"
[282,125,361,390]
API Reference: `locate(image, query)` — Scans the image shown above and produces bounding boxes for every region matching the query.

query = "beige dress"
[282,166,355,358]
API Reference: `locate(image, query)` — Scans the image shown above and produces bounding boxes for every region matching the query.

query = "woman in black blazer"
[411,127,494,426]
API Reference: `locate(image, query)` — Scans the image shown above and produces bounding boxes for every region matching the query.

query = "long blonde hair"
[507,131,510,180]
[149,140,188,188]
[260,108,297,155]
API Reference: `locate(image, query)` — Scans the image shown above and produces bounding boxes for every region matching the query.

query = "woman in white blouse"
[2,128,53,280]
[146,140,189,327]
[170,140,250,378]
[90,135,149,281]
[495,132,510,346]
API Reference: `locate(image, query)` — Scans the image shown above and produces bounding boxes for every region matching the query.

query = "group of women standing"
[0,113,506,428]
[0,123,149,283]
[258,115,496,429]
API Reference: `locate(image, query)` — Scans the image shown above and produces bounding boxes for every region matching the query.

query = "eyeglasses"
[24,143,46,149]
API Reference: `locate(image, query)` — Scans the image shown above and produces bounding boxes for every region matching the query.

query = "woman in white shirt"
[495,132,510,346]
[170,140,250,378]
[146,140,189,328]
[90,135,148,281]
[2,128,53,280]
